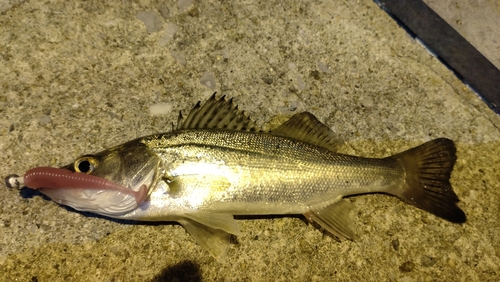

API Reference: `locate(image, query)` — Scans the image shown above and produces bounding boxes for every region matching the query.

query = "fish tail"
[388,138,466,223]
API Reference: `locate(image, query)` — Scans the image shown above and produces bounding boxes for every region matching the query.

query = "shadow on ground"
[151,260,202,282]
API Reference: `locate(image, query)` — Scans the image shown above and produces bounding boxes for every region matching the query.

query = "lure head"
[23,141,162,217]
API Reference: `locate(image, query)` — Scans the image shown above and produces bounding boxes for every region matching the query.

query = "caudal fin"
[389,138,466,223]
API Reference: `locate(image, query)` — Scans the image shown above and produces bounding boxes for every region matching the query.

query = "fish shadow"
[20,187,50,201]
[151,260,202,282]
[20,189,203,281]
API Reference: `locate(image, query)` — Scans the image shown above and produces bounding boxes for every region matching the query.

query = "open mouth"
[22,167,149,217]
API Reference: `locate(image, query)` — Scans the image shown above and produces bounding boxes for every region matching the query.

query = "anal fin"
[306,199,357,240]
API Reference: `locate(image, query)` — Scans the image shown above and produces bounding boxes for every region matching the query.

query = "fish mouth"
[23,167,151,217]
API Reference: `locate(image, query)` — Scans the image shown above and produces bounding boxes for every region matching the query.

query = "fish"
[6,94,466,258]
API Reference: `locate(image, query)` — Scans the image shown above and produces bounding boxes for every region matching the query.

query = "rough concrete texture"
[1,0,499,281]
[424,0,500,70]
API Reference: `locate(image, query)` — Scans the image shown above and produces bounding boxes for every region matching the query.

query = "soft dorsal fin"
[272,112,342,151]
[176,93,260,131]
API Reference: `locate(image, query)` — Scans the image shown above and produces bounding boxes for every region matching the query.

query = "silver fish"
[7,94,466,258]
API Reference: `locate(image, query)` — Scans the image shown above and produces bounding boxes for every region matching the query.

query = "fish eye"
[74,156,98,174]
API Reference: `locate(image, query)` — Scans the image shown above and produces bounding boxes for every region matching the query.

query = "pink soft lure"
[23,167,147,204]
[17,167,149,216]
[23,167,148,204]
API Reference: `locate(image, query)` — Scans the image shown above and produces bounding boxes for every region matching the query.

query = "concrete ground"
[1,0,499,281]
[425,0,500,70]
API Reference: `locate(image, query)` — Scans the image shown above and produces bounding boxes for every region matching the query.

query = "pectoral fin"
[179,213,241,259]
[306,199,357,240]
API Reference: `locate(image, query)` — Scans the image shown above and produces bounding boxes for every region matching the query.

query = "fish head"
[69,142,160,189]
[23,141,162,217]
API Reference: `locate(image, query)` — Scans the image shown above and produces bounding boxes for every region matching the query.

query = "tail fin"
[389,138,466,223]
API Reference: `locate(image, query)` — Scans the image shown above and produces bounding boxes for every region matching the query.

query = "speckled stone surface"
[1,0,499,281]
[424,0,500,70]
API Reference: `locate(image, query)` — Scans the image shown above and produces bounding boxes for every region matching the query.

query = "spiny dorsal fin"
[176,93,260,131]
[272,112,342,151]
